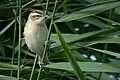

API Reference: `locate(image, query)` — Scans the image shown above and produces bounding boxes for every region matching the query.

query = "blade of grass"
[11,9,17,76]
[98,8,115,80]
[90,47,120,58]
[44,62,120,73]
[22,0,36,8]
[37,0,51,79]
[0,7,28,36]
[50,26,120,49]
[29,54,38,80]
[55,1,120,22]
[17,0,22,79]
[63,0,77,34]
[0,20,15,36]
[95,16,120,26]
[53,20,86,80]
[77,16,113,29]
[0,62,18,70]
[0,75,18,80]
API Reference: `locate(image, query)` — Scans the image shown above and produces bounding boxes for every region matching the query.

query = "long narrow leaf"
[0,75,18,80]
[77,17,113,29]
[89,47,120,58]
[0,62,18,70]
[53,21,86,80]
[55,1,120,22]
[0,20,15,36]
[50,26,120,48]
[45,62,120,73]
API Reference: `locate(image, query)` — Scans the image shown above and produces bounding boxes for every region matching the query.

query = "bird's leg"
[38,41,50,67]
[38,55,44,68]
[38,56,41,68]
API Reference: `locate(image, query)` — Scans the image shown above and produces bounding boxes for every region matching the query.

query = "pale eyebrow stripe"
[31,13,40,16]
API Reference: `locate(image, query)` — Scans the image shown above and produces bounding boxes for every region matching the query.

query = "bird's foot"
[44,40,50,47]
[38,61,44,68]
[38,56,44,67]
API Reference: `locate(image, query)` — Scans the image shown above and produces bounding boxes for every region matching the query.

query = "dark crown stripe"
[31,10,43,15]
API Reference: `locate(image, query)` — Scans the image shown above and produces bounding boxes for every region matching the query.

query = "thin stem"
[98,73,102,80]
[37,0,58,80]
[108,8,115,25]
[56,0,67,12]
[37,1,50,80]
[41,0,58,65]
[17,0,22,79]
[29,54,38,80]
[37,22,52,80]
[98,44,108,80]
[22,0,36,8]
[62,0,77,34]
[44,0,49,15]
[11,9,17,76]
[21,52,27,68]
[60,71,66,80]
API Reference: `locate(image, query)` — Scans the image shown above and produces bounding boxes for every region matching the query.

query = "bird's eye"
[32,15,40,18]
[36,15,40,17]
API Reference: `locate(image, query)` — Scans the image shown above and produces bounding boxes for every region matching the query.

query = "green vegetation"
[0,0,120,80]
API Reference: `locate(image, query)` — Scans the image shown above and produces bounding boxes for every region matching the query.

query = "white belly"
[24,23,48,55]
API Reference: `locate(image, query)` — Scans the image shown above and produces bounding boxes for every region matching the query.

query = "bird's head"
[28,10,46,25]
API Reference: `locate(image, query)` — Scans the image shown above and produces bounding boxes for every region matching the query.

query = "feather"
[24,10,48,56]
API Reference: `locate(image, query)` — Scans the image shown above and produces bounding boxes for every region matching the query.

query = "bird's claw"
[38,61,44,67]
[44,40,50,46]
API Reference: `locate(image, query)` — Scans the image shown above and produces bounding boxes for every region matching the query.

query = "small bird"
[24,10,48,62]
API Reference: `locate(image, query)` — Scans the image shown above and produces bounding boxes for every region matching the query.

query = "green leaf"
[96,16,120,26]
[109,59,120,68]
[89,73,113,80]
[77,17,113,29]
[89,47,120,58]
[51,34,120,44]
[0,20,15,36]
[53,21,86,80]
[55,1,120,22]
[0,75,18,80]
[76,36,120,46]
[44,62,120,73]
[0,62,18,70]
[50,26,120,48]
[115,7,120,15]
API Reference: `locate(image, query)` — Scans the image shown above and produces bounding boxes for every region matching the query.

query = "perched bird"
[24,10,48,62]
